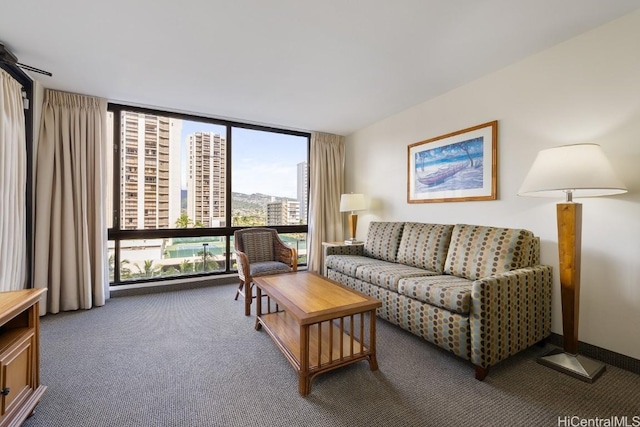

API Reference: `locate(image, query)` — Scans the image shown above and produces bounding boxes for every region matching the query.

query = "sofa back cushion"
[363,222,405,262]
[444,224,535,280]
[396,223,454,273]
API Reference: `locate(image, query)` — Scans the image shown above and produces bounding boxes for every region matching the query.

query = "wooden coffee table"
[253,271,381,396]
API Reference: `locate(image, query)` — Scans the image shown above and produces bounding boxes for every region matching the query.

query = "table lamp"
[518,143,627,382]
[340,193,366,244]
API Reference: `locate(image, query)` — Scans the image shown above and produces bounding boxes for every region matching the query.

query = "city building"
[186,132,227,227]
[115,112,182,229]
[297,161,308,223]
[266,200,300,226]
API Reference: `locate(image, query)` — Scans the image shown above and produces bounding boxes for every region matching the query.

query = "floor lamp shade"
[340,193,366,243]
[518,143,627,382]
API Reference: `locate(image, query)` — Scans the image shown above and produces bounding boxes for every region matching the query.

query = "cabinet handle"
[0,388,9,396]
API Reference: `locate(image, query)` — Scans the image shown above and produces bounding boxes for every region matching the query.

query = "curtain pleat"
[34,89,108,313]
[307,132,345,273]
[0,69,27,291]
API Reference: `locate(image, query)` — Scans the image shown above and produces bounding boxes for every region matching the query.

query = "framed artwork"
[407,121,497,203]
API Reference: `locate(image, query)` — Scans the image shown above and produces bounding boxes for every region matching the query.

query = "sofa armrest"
[324,243,364,257]
[321,243,364,276]
[470,265,553,369]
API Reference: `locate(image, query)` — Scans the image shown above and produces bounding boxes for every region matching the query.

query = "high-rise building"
[117,112,182,229]
[186,132,226,227]
[266,200,300,226]
[297,161,308,223]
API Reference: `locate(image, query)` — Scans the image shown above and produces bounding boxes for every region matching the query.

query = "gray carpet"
[24,284,640,427]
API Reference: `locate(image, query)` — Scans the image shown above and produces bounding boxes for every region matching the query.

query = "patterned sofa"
[324,222,553,380]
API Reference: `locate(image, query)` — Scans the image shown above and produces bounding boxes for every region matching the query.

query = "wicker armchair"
[234,228,298,316]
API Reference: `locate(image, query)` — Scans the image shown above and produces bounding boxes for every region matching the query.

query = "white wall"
[344,11,640,359]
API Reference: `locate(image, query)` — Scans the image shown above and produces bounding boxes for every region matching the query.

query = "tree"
[232,214,265,227]
[108,254,132,280]
[135,260,162,278]
[175,213,192,228]
[195,249,218,272]
[179,259,194,273]
[457,141,475,168]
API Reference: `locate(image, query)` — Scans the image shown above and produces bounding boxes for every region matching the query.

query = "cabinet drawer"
[0,330,34,418]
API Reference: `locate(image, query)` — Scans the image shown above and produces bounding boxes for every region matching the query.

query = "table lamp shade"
[340,193,366,212]
[517,144,627,198]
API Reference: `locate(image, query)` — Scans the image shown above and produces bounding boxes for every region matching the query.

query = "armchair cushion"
[250,261,292,277]
[242,232,275,263]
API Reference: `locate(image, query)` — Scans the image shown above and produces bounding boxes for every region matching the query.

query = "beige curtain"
[307,132,345,273]
[34,90,108,313]
[0,69,27,291]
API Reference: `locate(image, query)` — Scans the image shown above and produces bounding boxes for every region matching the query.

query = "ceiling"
[1,1,639,135]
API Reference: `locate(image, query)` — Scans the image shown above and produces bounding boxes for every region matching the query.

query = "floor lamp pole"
[557,202,581,355]
[537,200,606,382]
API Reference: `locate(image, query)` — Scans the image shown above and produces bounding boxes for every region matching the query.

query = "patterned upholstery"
[354,262,435,292]
[242,232,274,263]
[324,221,553,377]
[363,222,405,262]
[324,244,364,257]
[327,270,471,359]
[530,237,541,266]
[398,275,473,314]
[444,224,535,280]
[470,266,553,368]
[325,255,386,277]
[396,223,454,273]
[250,261,292,277]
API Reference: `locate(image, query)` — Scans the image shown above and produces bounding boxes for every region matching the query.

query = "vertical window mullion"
[225,124,232,272]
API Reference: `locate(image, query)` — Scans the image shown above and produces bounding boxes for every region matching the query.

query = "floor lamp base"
[537,348,606,383]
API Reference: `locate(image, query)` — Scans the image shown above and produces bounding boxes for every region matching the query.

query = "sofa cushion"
[355,261,436,292]
[325,255,385,277]
[398,275,473,315]
[363,222,405,262]
[396,223,454,274]
[444,224,535,280]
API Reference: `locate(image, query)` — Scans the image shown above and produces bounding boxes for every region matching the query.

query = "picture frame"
[407,121,498,203]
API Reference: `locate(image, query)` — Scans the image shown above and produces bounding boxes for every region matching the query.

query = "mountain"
[179,190,295,213]
[232,192,295,211]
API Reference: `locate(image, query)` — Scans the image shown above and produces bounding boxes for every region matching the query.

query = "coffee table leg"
[368,309,378,371]
[255,286,263,331]
[299,325,310,396]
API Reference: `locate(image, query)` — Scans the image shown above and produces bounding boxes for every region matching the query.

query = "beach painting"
[407,121,497,203]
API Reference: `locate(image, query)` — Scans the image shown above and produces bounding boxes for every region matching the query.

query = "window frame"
[107,103,310,286]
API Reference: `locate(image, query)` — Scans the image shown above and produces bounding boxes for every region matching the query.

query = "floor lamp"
[518,143,627,382]
[340,193,366,244]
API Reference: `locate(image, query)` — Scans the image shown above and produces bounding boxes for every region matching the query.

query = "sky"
[180,120,307,199]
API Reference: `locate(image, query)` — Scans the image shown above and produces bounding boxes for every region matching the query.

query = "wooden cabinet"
[0,289,46,427]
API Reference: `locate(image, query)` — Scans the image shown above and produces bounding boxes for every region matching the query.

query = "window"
[107,105,309,285]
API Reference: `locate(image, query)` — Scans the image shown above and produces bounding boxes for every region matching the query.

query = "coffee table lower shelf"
[257,311,377,396]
